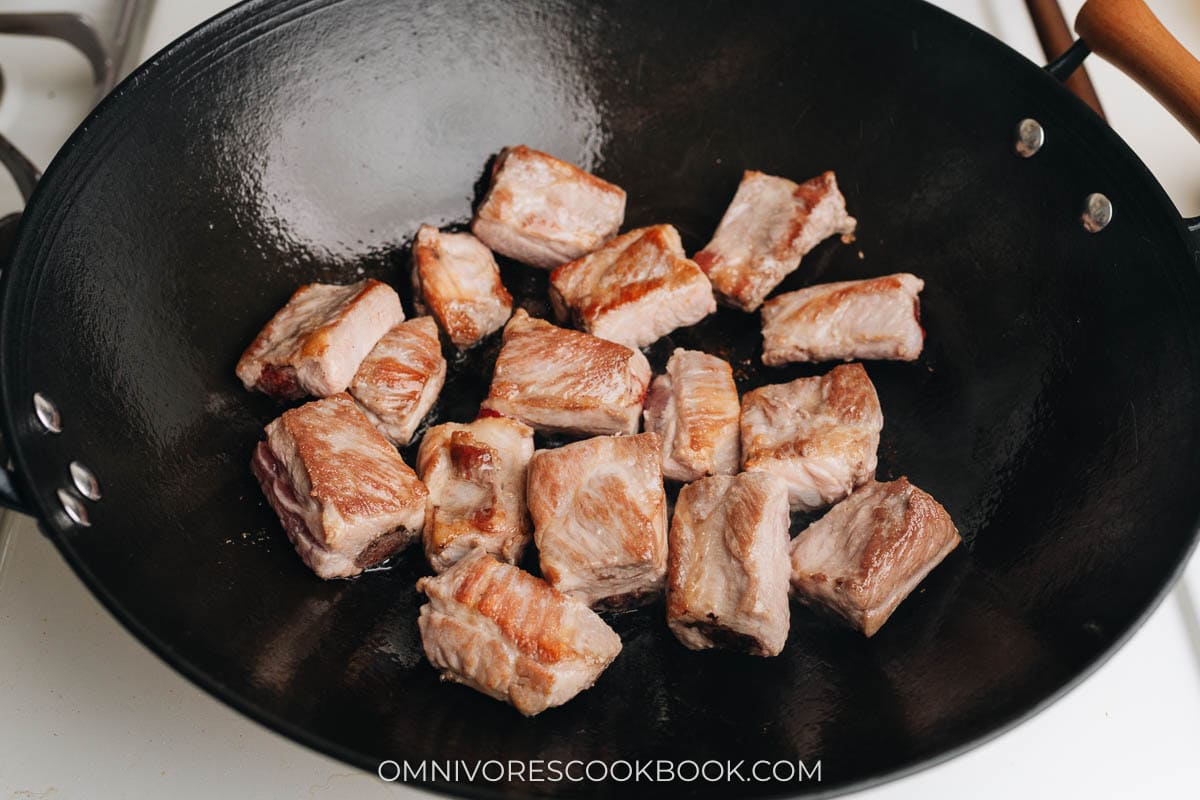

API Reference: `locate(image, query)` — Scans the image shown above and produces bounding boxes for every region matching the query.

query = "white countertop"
[1,1,1199,798]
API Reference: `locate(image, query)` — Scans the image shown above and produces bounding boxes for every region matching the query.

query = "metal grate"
[0,0,154,102]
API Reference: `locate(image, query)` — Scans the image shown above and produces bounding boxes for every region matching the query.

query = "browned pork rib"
[417,548,623,716]
[789,477,960,636]
[740,363,882,511]
[528,433,668,609]
[761,273,925,365]
[417,416,535,573]
[667,472,792,656]
[471,145,626,269]
[236,279,403,400]
[251,393,427,579]
[348,317,446,447]
[480,309,651,436]
[694,171,856,312]
[548,225,715,348]
[642,348,740,482]
[411,224,513,349]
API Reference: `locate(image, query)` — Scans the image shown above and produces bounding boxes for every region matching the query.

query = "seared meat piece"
[251,393,427,579]
[694,171,856,312]
[417,547,622,716]
[548,225,715,348]
[790,477,960,636]
[348,317,447,447]
[236,279,403,400]
[417,416,535,573]
[480,309,651,436]
[761,273,925,365]
[642,348,740,482]
[411,224,513,349]
[471,145,626,269]
[667,473,792,656]
[528,433,668,609]
[740,363,882,511]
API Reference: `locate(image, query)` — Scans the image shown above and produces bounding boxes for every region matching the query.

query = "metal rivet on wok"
[57,488,90,527]
[1015,118,1044,158]
[33,392,61,433]
[69,461,101,501]
[1082,192,1114,233]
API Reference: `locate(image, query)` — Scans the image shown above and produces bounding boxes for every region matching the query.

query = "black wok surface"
[2,0,1199,796]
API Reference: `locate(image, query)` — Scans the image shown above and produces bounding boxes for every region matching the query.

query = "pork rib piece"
[348,317,447,447]
[480,309,651,436]
[236,279,403,400]
[761,273,925,365]
[417,548,623,716]
[694,171,856,312]
[740,363,882,511]
[528,433,668,610]
[642,348,740,482]
[417,416,535,573]
[667,472,792,656]
[790,477,960,636]
[548,224,715,349]
[411,224,513,349]
[251,393,427,579]
[471,145,626,269]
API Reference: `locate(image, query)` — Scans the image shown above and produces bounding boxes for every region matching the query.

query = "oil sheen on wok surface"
[11,0,1199,795]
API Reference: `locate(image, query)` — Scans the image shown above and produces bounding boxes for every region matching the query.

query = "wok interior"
[8,0,1200,796]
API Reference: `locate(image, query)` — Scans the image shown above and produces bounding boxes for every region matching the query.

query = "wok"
[1,0,1198,796]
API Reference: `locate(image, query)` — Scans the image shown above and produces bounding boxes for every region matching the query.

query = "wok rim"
[1,0,1198,797]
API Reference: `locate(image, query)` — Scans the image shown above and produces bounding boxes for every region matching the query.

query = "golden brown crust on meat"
[237,279,397,393]
[666,472,791,656]
[488,311,639,407]
[767,275,907,324]
[742,363,879,466]
[427,435,498,539]
[416,549,623,715]
[852,478,955,598]
[779,171,839,259]
[528,433,667,607]
[428,551,596,664]
[694,170,855,312]
[789,477,960,636]
[412,225,512,348]
[275,393,427,530]
[490,146,624,205]
[643,349,741,482]
[759,273,925,365]
[739,363,882,511]
[346,316,446,446]
[820,363,880,424]
[549,225,711,326]
[416,418,535,572]
[352,317,443,401]
[471,146,627,270]
[481,310,650,433]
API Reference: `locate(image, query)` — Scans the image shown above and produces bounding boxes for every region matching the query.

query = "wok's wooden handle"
[1025,0,1106,118]
[1075,0,1200,141]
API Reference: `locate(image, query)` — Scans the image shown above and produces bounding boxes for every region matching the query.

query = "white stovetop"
[2,1,1199,798]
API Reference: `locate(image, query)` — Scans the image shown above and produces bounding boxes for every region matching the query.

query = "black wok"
[1,0,1198,797]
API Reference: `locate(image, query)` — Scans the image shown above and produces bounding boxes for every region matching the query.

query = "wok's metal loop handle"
[1025,0,1106,118]
[0,131,41,515]
[1075,0,1200,142]
[0,131,40,261]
